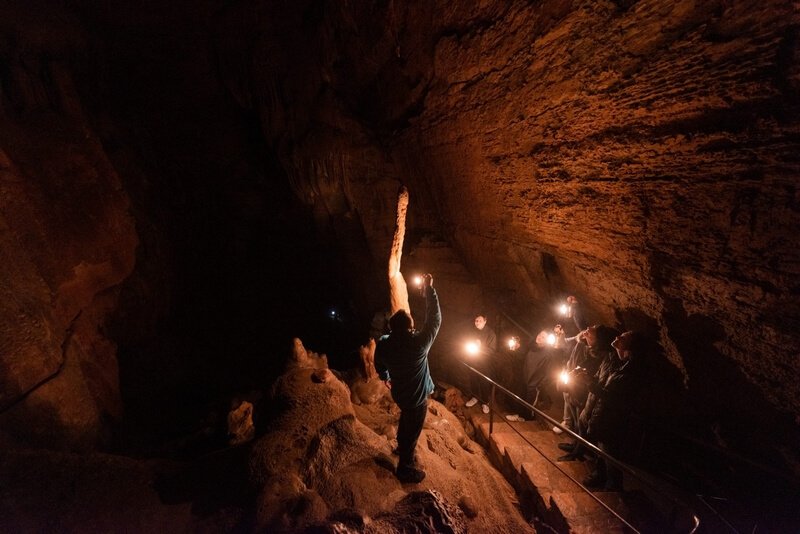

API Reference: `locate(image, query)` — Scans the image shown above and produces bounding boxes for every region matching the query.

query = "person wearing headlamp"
[464,313,497,414]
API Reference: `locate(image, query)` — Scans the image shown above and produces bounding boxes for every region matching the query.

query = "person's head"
[389,310,413,333]
[584,324,619,350]
[474,314,487,330]
[612,330,642,361]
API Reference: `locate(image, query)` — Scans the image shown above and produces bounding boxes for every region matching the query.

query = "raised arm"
[417,274,441,347]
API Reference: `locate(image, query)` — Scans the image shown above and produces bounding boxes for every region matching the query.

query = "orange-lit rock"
[217,0,800,454]
[0,5,137,449]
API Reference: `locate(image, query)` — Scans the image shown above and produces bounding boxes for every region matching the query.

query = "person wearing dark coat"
[558,325,620,461]
[464,313,497,414]
[580,330,644,491]
[558,333,597,433]
[375,273,441,484]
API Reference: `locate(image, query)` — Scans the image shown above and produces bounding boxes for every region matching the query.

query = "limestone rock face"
[0,4,138,449]
[217,0,800,437]
[249,339,532,533]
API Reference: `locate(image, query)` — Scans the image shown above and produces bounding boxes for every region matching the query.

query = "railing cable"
[462,361,700,534]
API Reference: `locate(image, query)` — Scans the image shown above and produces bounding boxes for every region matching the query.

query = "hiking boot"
[582,473,606,488]
[396,466,426,484]
[558,451,584,462]
[558,442,575,452]
[465,397,479,408]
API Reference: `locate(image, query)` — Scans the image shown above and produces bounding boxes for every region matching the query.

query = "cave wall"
[217,0,800,435]
[1,0,797,457]
[0,4,138,449]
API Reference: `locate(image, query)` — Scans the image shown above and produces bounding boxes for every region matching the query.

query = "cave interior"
[1,0,799,531]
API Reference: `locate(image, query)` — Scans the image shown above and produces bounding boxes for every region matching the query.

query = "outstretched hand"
[423,273,433,288]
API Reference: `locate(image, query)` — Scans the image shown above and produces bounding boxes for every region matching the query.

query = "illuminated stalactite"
[388,186,411,316]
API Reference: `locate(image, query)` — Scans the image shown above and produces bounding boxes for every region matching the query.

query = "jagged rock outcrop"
[249,339,531,533]
[0,3,138,449]
[217,0,800,450]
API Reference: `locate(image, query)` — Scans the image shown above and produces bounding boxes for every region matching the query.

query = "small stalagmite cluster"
[247,337,532,533]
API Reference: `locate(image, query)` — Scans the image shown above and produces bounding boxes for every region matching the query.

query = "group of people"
[371,279,642,492]
[460,296,645,491]
[556,324,644,491]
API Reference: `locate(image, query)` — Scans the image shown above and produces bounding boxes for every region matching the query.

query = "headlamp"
[464,340,481,357]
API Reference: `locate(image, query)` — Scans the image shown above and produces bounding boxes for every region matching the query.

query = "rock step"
[471,415,665,533]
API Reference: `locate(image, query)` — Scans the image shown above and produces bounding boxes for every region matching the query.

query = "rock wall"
[0,4,138,449]
[217,0,800,440]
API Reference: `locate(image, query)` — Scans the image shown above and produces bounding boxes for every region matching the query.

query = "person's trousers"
[469,359,493,402]
[590,440,622,487]
[397,400,428,470]
[524,351,555,406]
[564,397,581,432]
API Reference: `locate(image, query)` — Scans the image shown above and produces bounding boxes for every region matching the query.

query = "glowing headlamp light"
[413,275,423,287]
[507,336,520,351]
[546,333,557,346]
[465,340,481,357]
[559,303,569,316]
[559,370,570,385]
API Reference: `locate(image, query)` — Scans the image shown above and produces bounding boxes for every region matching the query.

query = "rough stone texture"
[248,339,533,533]
[216,0,800,455]
[0,3,138,449]
[0,0,798,487]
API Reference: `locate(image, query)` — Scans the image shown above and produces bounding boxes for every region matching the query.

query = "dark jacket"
[559,341,601,408]
[585,355,642,442]
[375,286,442,408]
[471,325,497,356]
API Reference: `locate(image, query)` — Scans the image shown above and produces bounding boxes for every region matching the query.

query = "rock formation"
[0,0,798,508]
[215,0,800,459]
[249,338,532,533]
[0,3,138,450]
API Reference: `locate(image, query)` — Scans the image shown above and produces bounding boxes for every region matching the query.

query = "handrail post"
[460,358,701,533]
[489,383,496,435]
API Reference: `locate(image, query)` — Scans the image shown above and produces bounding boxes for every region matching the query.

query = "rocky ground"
[0,339,535,533]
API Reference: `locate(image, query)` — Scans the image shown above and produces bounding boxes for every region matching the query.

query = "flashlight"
[413,275,423,288]
[329,309,337,319]
[465,340,481,357]
[546,333,556,346]
[559,370,570,385]
[507,336,520,351]
[559,303,569,316]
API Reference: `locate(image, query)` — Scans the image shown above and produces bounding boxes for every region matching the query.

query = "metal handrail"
[462,361,700,534]
[498,310,799,489]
